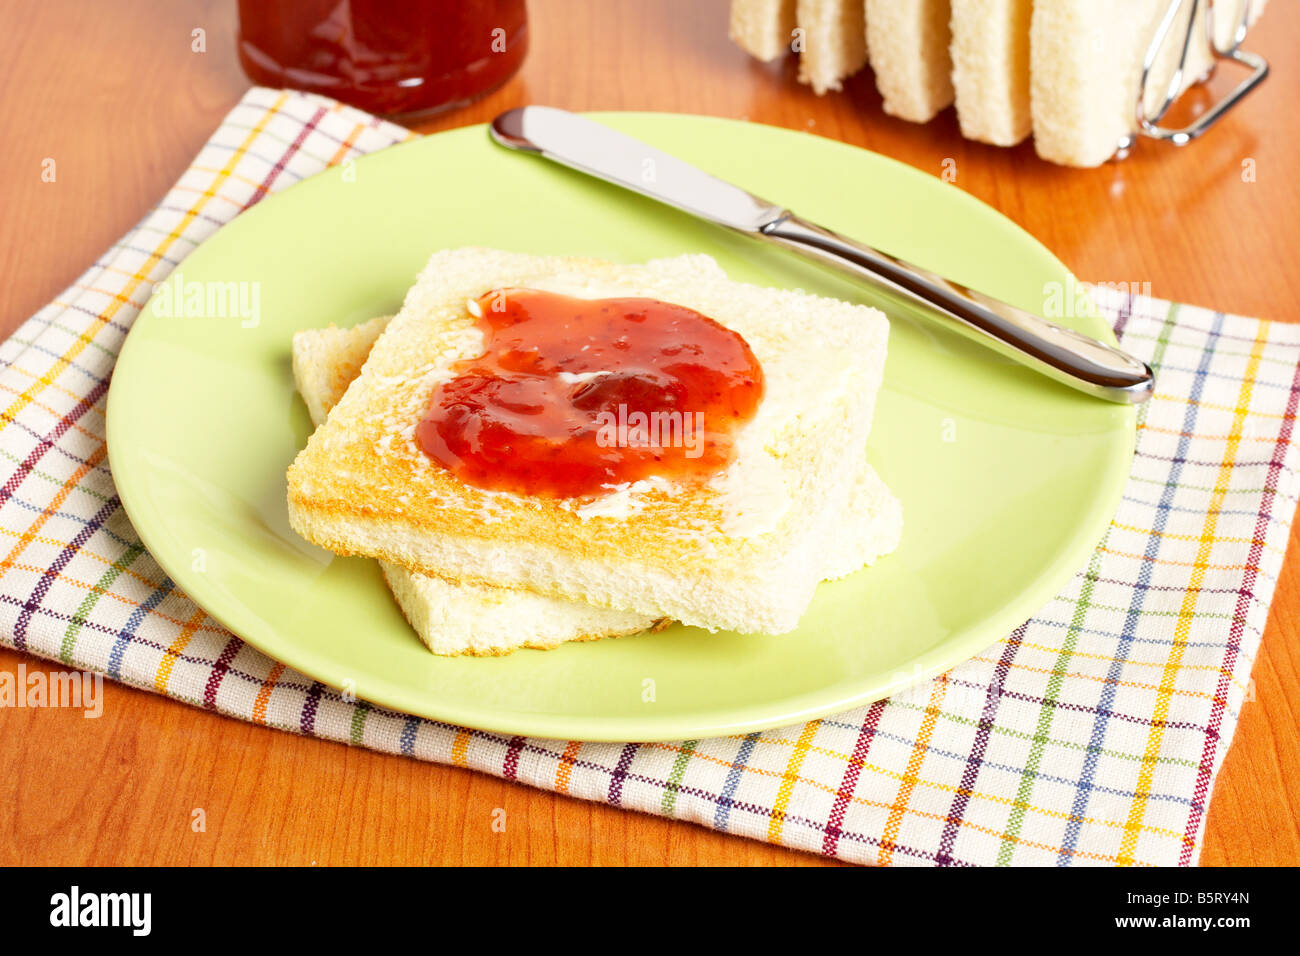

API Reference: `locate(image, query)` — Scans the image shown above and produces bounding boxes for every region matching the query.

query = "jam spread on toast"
[416,288,764,498]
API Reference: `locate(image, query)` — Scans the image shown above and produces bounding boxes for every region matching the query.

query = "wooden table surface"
[1,0,1296,866]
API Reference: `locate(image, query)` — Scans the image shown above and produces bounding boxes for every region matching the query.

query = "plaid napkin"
[4,87,1297,867]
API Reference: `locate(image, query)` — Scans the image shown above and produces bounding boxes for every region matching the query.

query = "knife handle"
[759,214,1154,404]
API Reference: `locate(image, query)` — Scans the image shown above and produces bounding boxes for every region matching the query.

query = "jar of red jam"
[236,0,528,117]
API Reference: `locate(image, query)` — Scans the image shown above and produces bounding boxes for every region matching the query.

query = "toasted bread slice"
[293,317,901,653]
[287,249,894,635]
[950,0,1033,145]
[729,0,798,62]
[796,0,868,94]
[293,318,660,656]
[865,0,955,123]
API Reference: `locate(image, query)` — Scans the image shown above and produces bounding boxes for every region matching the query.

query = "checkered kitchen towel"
[3,87,1298,866]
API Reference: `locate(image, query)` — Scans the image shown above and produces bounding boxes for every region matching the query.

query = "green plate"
[107,113,1134,742]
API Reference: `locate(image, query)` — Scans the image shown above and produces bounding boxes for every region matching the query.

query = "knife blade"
[489,106,1154,404]
[490,105,785,233]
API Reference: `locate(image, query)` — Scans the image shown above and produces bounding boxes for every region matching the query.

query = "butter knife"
[489,106,1154,405]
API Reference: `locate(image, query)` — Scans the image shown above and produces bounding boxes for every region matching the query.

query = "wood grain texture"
[0,0,1295,866]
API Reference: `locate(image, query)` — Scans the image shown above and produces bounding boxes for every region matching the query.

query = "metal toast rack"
[1121,0,1270,158]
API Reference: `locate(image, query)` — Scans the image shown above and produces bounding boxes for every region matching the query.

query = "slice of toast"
[950,0,1033,145]
[287,249,895,635]
[291,314,392,428]
[294,316,660,655]
[293,315,902,654]
[729,0,798,62]
[1031,0,1268,167]
[796,0,868,94]
[865,0,955,123]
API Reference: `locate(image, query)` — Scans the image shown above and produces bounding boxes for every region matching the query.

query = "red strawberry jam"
[415,288,764,498]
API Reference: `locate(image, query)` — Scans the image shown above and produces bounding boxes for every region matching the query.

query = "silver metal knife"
[489,106,1154,405]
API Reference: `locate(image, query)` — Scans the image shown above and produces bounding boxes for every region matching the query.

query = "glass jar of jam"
[236,0,528,117]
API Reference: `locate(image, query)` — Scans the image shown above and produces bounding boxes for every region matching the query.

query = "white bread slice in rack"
[796,0,868,94]
[287,249,897,636]
[1031,0,1269,167]
[1142,0,1211,122]
[292,310,902,653]
[1030,0,1165,167]
[949,0,1034,145]
[1212,0,1268,48]
[729,0,798,62]
[865,0,955,122]
[1143,0,1270,117]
